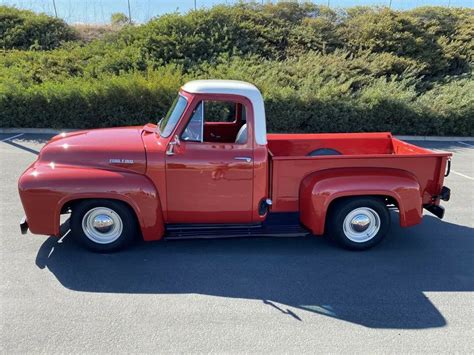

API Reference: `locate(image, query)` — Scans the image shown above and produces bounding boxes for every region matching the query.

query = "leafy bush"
[2,55,472,136]
[0,6,76,50]
[337,6,474,77]
[0,4,472,136]
[415,77,474,135]
[0,66,184,128]
[111,13,130,27]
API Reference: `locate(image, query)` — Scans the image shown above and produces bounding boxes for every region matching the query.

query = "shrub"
[2,56,472,136]
[415,77,474,136]
[0,6,76,50]
[111,13,130,27]
[0,4,472,136]
[0,66,185,128]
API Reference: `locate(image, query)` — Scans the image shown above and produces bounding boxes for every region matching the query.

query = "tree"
[111,12,129,26]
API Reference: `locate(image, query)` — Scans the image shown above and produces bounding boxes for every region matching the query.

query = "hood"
[37,126,147,174]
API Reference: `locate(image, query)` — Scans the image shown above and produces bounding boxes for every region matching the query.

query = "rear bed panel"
[268,132,394,156]
[270,138,450,212]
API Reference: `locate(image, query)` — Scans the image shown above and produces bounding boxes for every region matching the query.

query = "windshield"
[159,95,188,137]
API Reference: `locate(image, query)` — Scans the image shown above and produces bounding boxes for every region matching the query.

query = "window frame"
[181,101,205,143]
[159,94,188,138]
[181,99,249,145]
[173,92,254,148]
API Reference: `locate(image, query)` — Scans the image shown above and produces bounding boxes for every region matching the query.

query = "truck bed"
[267,132,451,211]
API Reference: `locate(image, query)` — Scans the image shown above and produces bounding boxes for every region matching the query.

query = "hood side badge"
[109,159,134,164]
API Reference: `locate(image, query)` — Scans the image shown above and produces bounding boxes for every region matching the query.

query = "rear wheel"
[71,199,138,252]
[328,197,390,250]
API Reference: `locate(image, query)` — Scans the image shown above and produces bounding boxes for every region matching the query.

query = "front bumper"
[20,216,29,234]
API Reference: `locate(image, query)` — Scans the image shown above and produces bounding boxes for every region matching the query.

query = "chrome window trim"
[200,100,204,143]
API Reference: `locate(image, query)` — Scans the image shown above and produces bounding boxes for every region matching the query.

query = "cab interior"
[182,100,247,144]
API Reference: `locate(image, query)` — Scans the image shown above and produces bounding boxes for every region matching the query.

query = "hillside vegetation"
[1,3,473,135]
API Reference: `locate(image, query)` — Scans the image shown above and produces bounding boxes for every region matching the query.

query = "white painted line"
[418,148,473,181]
[458,141,474,148]
[431,148,451,153]
[1,133,24,142]
[451,170,474,181]
[58,229,71,244]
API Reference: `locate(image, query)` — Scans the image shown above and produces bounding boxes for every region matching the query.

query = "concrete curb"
[1,128,474,141]
[0,128,76,134]
[395,135,474,142]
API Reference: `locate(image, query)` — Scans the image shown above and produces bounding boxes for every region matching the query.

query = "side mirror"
[172,134,180,146]
[166,135,181,156]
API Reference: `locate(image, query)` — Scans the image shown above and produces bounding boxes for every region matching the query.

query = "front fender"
[18,164,164,241]
[299,168,422,235]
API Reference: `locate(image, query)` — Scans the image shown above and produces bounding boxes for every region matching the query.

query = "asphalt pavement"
[1,133,473,353]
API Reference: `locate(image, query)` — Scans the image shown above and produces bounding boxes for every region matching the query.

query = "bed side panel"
[271,155,445,212]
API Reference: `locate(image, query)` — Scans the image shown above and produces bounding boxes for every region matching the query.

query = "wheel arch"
[299,167,423,235]
[57,191,164,242]
[327,194,398,215]
[19,164,165,240]
[61,197,140,226]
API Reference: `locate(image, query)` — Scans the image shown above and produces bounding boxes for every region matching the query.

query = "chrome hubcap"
[82,207,123,244]
[343,207,380,243]
[350,214,371,232]
[92,214,114,233]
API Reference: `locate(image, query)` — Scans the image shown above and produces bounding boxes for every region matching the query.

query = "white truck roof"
[181,80,267,145]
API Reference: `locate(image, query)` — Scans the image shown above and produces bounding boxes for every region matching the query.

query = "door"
[165,99,254,224]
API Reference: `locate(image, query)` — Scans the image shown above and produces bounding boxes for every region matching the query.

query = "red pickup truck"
[18,80,451,252]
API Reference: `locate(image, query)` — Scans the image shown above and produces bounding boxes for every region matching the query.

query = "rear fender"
[299,168,422,235]
[19,164,164,241]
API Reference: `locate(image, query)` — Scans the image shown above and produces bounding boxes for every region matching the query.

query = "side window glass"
[182,102,203,142]
[182,100,248,144]
[160,95,187,138]
[204,101,236,122]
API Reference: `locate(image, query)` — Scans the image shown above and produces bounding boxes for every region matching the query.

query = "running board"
[165,213,311,240]
[165,213,310,240]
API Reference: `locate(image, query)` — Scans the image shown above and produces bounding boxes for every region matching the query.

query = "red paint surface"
[18,91,451,241]
[299,168,423,235]
[268,133,450,215]
[18,127,164,240]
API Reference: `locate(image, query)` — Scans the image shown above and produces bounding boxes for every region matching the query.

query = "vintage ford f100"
[18,80,452,251]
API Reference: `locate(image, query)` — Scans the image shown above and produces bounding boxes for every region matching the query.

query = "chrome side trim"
[234,157,252,163]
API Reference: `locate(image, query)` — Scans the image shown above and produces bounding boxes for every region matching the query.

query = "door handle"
[234,157,252,163]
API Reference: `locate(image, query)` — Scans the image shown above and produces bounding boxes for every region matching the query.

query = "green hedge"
[0,6,76,50]
[2,56,472,135]
[0,4,473,136]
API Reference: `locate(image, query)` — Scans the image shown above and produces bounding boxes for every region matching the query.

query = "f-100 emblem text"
[109,159,134,164]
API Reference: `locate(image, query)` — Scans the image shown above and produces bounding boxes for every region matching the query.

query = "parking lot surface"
[1,133,473,353]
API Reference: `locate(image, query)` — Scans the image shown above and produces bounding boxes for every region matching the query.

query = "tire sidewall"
[329,197,390,250]
[71,199,137,252]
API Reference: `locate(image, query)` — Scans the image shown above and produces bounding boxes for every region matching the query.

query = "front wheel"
[328,197,390,250]
[71,199,138,252]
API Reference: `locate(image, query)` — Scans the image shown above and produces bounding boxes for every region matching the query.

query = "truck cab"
[150,80,270,225]
[18,80,452,252]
